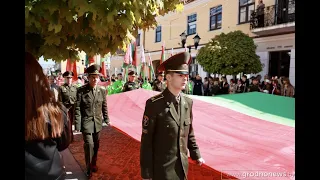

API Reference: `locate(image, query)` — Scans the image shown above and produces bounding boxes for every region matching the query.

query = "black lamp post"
[180,31,201,52]
[180,31,187,48]
[193,34,201,49]
[179,32,201,79]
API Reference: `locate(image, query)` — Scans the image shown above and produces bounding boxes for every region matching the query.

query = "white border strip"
[189,95,295,127]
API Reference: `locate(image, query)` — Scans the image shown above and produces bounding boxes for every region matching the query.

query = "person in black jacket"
[25,52,71,180]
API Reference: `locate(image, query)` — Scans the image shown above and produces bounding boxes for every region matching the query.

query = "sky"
[38,56,55,68]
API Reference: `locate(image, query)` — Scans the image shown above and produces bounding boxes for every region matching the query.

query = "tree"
[196,30,262,76]
[25,0,184,62]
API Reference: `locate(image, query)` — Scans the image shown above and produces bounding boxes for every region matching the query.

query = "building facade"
[121,0,295,85]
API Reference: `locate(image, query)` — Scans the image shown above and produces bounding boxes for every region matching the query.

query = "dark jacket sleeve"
[140,99,157,179]
[54,105,71,151]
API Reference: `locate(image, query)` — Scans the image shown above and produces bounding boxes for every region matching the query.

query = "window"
[238,0,255,24]
[155,26,161,42]
[210,5,222,30]
[187,14,197,35]
[136,34,140,46]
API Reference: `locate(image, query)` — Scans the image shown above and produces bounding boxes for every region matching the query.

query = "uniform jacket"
[74,84,109,133]
[58,84,78,108]
[123,81,139,92]
[140,88,201,180]
[152,79,166,92]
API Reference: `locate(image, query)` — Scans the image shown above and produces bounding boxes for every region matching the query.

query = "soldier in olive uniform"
[58,71,78,142]
[123,71,139,92]
[74,64,111,178]
[140,52,205,180]
[152,72,166,92]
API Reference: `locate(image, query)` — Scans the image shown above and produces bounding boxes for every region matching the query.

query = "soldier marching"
[74,64,111,178]
[140,52,205,180]
[58,71,78,142]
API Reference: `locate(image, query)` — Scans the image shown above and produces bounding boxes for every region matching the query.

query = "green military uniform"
[140,52,202,180]
[74,64,110,178]
[58,71,78,142]
[123,71,139,92]
[152,72,166,92]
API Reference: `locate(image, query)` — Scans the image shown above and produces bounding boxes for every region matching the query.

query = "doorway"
[268,50,291,77]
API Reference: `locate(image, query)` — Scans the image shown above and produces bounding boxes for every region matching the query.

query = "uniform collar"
[163,88,181,103]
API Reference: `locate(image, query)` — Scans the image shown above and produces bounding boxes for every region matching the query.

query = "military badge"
[143,115,149,127]
[142,129,148,134]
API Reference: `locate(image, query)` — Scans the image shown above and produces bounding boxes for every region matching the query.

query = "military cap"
[157,52,191,75]
[62,71,74,78]
[86,64,101,75]
[128,71,136,76]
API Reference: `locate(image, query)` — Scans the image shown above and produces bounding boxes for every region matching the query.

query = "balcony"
[250,1,295,36]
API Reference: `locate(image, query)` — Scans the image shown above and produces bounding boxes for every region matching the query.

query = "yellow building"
[124,0,294,85]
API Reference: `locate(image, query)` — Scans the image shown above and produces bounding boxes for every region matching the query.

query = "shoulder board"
[78,85,86,90]
[151,93,164,102]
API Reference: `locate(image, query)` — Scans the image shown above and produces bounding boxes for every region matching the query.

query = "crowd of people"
[189,74,295,98]
[48,70,295,99]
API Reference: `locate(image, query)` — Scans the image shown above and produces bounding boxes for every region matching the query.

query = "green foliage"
[25,0,182,62]
[196,30,263,75]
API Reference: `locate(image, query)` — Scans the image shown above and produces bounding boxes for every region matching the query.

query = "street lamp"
[193,34,201,49]
[180,31,187,48]
[180,31,201,51]
[179,32,201,79]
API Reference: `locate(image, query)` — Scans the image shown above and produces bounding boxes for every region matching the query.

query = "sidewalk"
[61,128,87,180]
[61,148,87,180]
